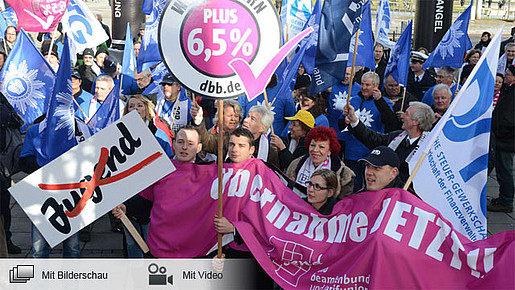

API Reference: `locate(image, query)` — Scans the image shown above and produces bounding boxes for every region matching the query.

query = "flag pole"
[47,25,58,59]
[72,97,88,121]
[217,99,224,258]
[399,86,407,111]
[347,28,361,107]
[455,67,462,94]
[118,74,124,100]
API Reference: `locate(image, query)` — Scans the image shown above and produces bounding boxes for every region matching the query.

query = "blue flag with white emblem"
[300,0,321,75]
[348,0,375,70]
[121,22,137,76]
[310,0,363,95]
[409,26,504,241]
[383,21,412,87]
[0,29,55,132]
[375,0,395,49]
[280,0,313,42]
[137,0,167,72]
[32,35,76,166]
[423,5,472,70]
[86,84,121,134]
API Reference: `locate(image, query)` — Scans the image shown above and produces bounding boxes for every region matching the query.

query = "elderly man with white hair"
[241,105,279,167]
[344,101,435,186]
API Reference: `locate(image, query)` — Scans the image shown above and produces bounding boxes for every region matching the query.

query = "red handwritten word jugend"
[36,123,162,234]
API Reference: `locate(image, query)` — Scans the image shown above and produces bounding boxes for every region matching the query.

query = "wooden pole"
[72,97,88,122]
[118,209,150,253]
[403,152,427,190]
[399,86,407,112]
[455,67,463,94]
[118,74,124,99]
[347,28,361,107]
[217,99,224,258]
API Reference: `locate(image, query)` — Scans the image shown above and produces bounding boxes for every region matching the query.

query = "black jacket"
[406,70,436,101]
[492,84,514,152]
[349,121,424,184]
[278,136,307,172]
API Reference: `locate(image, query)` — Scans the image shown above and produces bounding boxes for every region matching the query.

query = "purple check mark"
[229,27,313,101]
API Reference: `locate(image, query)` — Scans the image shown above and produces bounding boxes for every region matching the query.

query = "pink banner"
[7,0,69,32]
[140,159,514,289]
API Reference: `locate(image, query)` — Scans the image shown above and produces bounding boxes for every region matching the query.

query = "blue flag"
[409,26,504,241]
[32,35,76,166]
[423,5,472,69]
[142,0,153,15]
[137,0,167,72]
[384,21,412,87]
[300,0,321,75]
[121,22,136,76]
[348,0,375,70]
[375,0,395,49]
[87,85,121,134]
[310,0,363,95]
[1,7,18,28]
[0,29,55,132]
[274,33,312,108]
[280,0,312,43]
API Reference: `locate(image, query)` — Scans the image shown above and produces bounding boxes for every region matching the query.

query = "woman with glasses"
[305,169,339,214]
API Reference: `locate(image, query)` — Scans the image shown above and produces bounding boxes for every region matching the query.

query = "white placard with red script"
[9,112,175,247]
[159,0,281,99]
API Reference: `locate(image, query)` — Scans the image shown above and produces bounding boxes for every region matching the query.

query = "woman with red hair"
[286,126,355,199]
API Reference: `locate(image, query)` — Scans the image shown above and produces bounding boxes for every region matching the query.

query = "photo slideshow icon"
[9,265,34,283]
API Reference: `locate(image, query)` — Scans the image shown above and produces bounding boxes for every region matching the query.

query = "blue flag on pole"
[87,85,121,134]
[375,0,395,49]
[0,29,55,132]
[383,21,412,87]
[33,35,76,166]
[1,7,18,27]
[121,22,137,76]
[348,0,375,70]
[310,0,363,95]
[300,0,321,75]
[423,5,472,69]
[137,0,167,72]
[409,26,503,241]
[280,0,313,43]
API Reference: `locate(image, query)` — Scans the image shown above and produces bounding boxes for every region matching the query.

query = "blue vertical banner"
[310,0,364,95]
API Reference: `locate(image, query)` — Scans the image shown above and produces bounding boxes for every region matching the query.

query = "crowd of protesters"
[0,17,513,265]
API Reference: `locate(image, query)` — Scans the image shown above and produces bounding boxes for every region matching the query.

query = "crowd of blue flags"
[0,0,487,162]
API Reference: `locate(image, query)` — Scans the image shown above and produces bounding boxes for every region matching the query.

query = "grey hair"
[361,71,380,86]
[505,42,515,53]
[249,105,274,129]
[96,74,114,89]
[438,66,456,78]
[408,101,435,131]
[432,83,452,99]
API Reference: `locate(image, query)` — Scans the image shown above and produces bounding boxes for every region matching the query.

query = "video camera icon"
[9,265,34,283]
[148,263,173,286]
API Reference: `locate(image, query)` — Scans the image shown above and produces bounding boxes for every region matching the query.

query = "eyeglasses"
[307,182,330,191]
